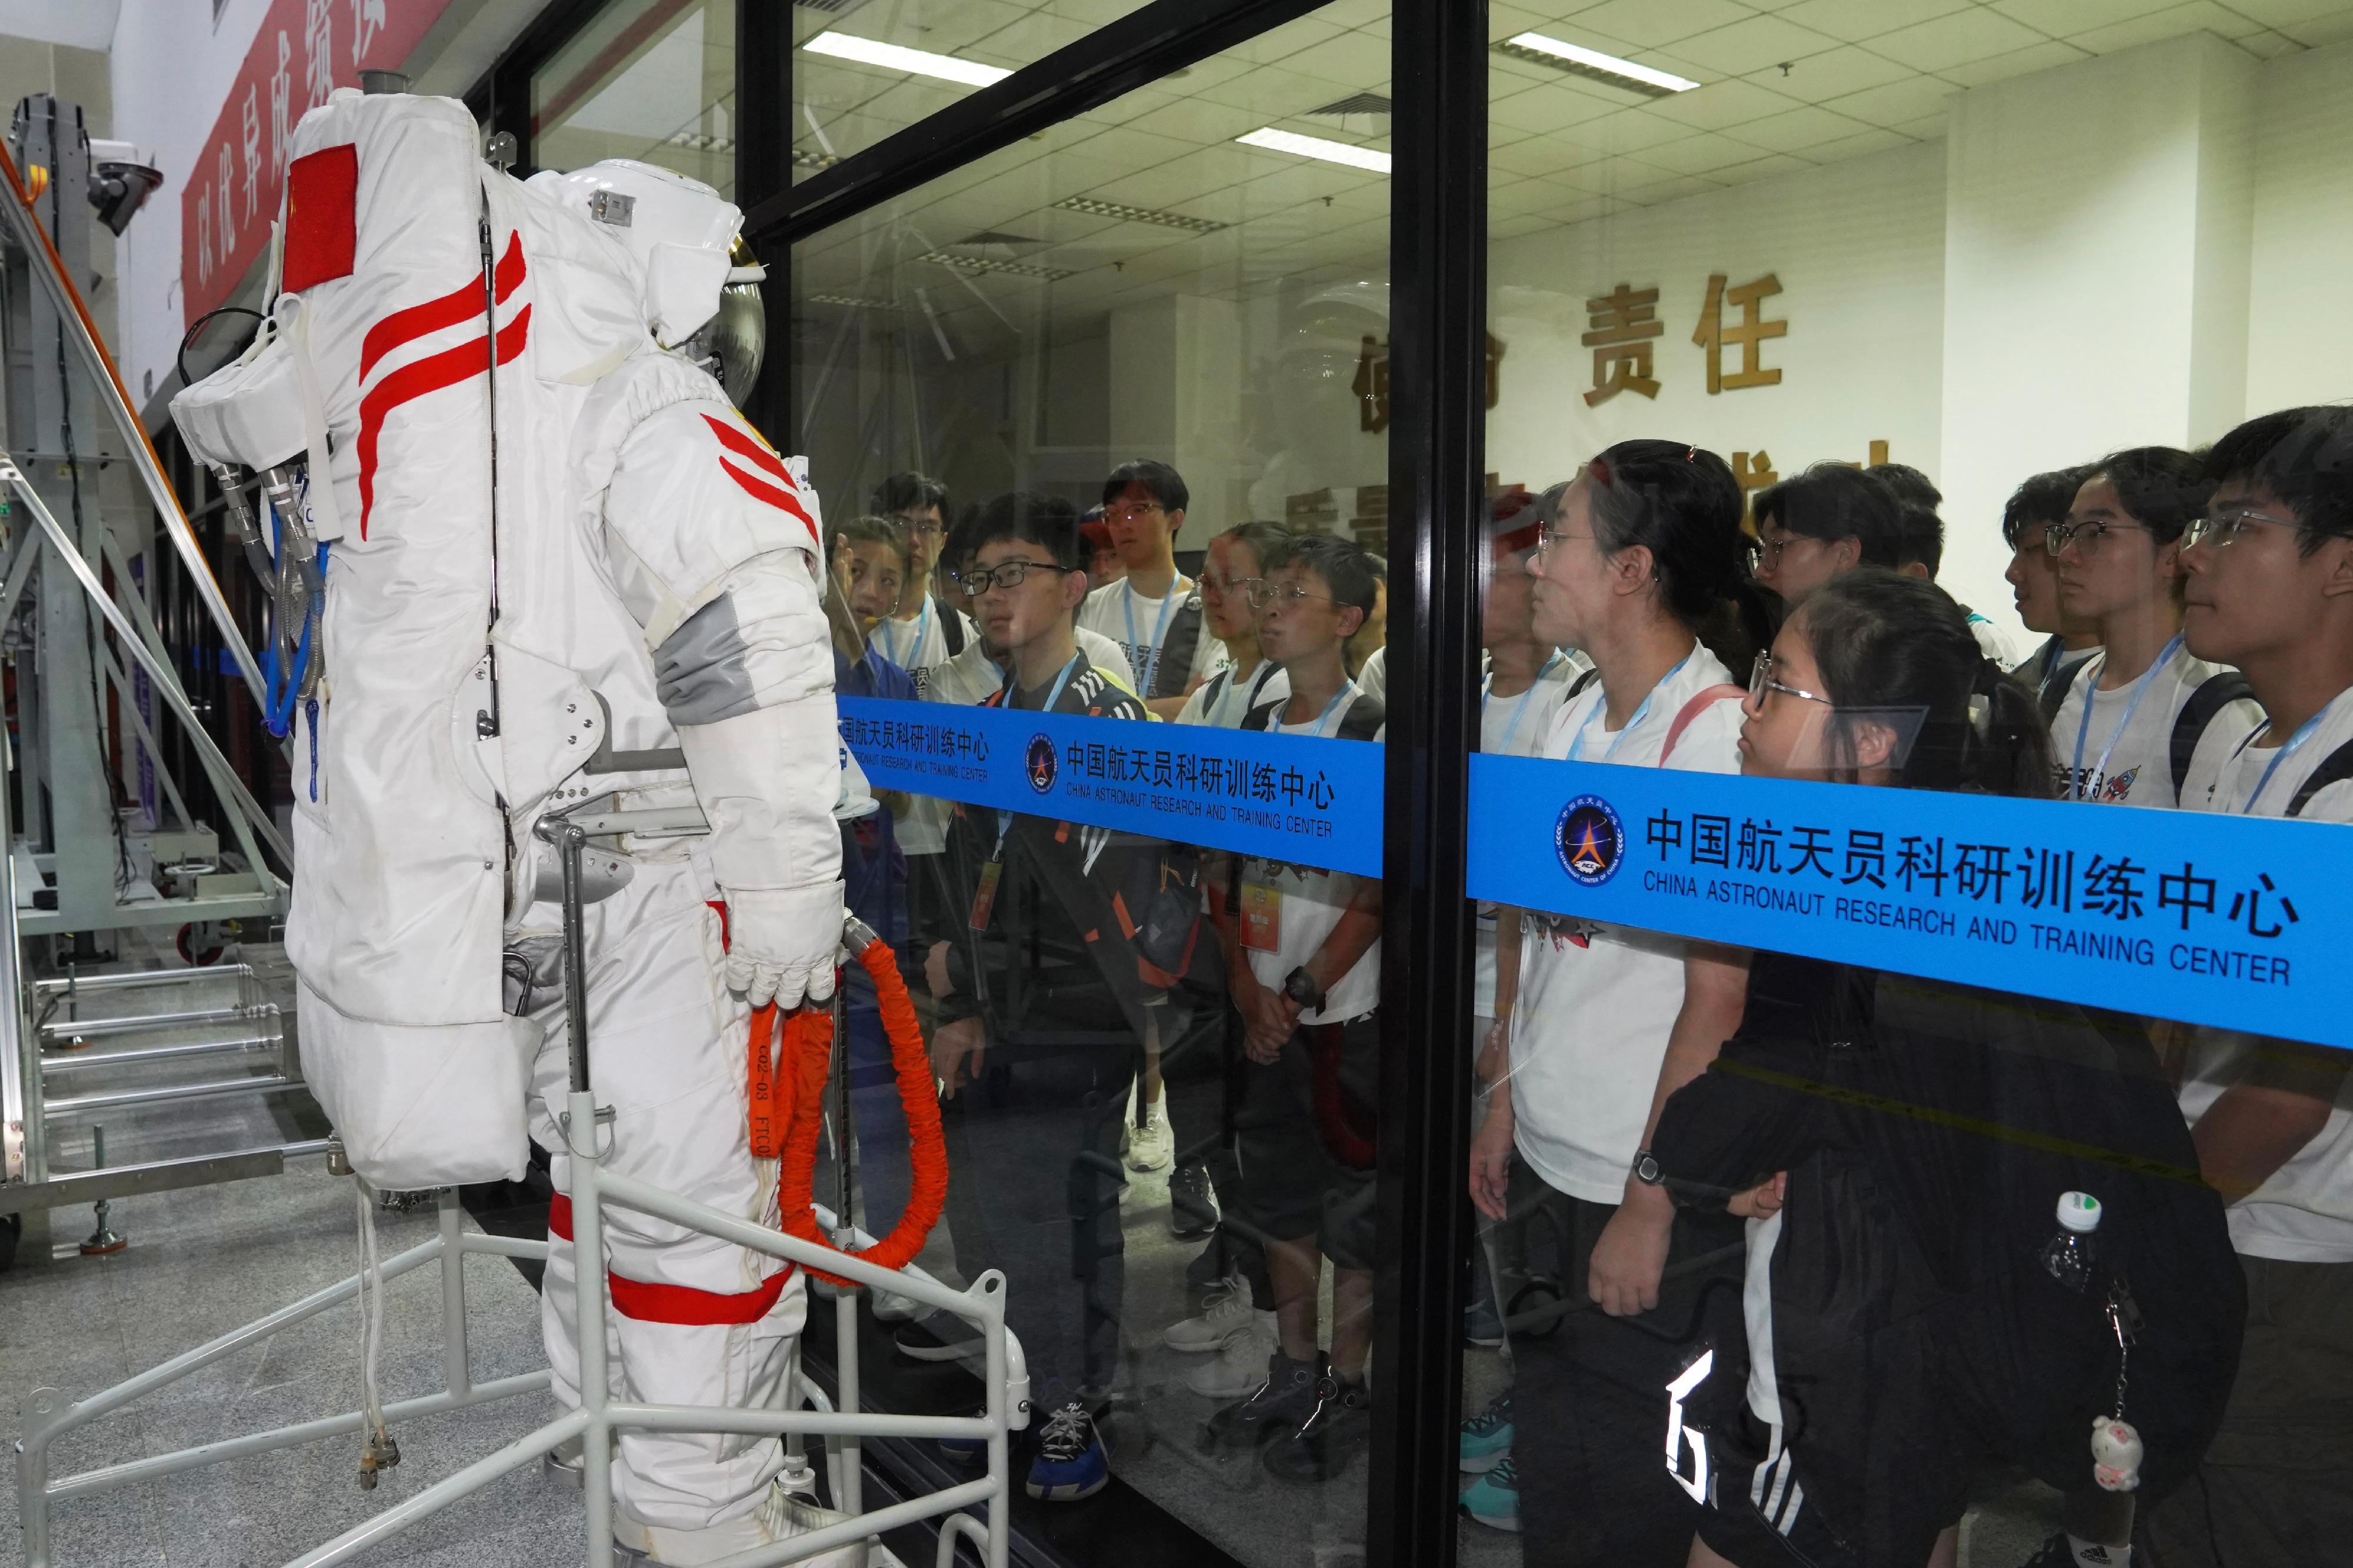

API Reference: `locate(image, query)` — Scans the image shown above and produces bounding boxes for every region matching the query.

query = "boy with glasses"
[2001,466,2104,712]
[2042,448,2258,807]
[914,493,1164,1504]
[1080,459,1225,720]
[869,471,976,697]
[1205,533,1385,1484]
[2154,406,2353,1567]
[1749,462,1908,610]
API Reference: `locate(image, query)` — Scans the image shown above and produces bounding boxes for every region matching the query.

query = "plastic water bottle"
[2039,1190,2102,1292]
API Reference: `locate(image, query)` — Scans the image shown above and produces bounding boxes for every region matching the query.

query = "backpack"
[2041,656,2254,799]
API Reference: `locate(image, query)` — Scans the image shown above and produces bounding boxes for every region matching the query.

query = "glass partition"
[1463,9,2353,1568]
[794,5,1396,1561]
[532,0,740,196]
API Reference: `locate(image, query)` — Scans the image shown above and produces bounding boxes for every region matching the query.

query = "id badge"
[1239,876,1282,953]
[969,858,1004,931]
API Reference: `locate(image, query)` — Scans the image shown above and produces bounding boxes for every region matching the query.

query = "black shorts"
[1225,1011,1378,1270]
[1694,1406,1960,1568]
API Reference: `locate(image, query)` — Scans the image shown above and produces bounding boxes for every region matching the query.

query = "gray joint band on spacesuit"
[654,591,764,726]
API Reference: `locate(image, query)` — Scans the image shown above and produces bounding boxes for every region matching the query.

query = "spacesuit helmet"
[528,158,764,392]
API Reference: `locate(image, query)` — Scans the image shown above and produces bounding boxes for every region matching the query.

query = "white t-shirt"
[2179,686,2353,1262]
[1508,646,1745,1205]
[1356,643,1387,705]
[1176,658,1287,729]
[1242,688,1382,1025]
[2047,639,2259,808]
[1078,578,1224,703]
[1475,650,1592,1017]
[866,597,978,700]
[1964,608,2018,671]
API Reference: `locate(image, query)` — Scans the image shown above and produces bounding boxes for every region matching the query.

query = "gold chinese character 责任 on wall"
[1582,282,1664,406]
[1693,272,1786,393]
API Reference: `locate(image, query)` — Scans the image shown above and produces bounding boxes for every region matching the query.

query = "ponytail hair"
[1584,439,1769,683]
[1795,569,2055,798]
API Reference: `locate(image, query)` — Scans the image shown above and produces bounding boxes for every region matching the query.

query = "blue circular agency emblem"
[1026,734,1058,794]
[1554,794,1625,886]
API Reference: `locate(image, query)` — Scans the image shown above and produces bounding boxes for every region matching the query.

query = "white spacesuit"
[173,94,846,1562]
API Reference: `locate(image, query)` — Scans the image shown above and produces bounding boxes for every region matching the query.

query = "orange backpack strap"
[1661,683,1744,763]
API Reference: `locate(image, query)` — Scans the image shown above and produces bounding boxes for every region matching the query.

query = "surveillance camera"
[86,138,161,235]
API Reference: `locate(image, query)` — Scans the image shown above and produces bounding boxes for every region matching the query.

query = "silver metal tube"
[1,708,24,1188]
[278,1407,592,1568]
[0,457,291,869]
[457,1229,550,1262]
[439,1191,472,1400]
[603,1404,993,1441]
[44,1372,550,1501]
[564,805,709,839]
[571,1092,616,1568]
[692,1477,999,1568]
[39,1033,281,1073]
[938,1511,991,1568]
[559,826,592,1095]
[41,1072,294,1117]
[35,965,256,995]
[0,140,267,703]
[39,1003,272,1039]
[837,1288,864,1529]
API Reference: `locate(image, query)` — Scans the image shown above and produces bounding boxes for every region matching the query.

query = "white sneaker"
[613,1479,868,1566]
[1126,1094,1174,1172]
[1163,1273,1259,1353]
[1184,1315,1279,1398]
[871,1287,922,1323]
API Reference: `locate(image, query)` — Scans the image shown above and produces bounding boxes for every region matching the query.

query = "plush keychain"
[2091,1414,2144,1492]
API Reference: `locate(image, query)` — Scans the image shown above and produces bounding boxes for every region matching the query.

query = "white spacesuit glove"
[676,702,845,1013]
[723,883,844,1010]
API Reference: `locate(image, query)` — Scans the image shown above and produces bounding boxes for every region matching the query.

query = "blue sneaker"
[1458,1392,1512,1473]
[1025,1402,1110,1502]
[1460,1453,1520,1531]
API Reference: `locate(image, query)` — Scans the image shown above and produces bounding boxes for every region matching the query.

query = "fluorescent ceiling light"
[1236,128,1391,175]
[1500,32,1699,96]
[802,31,1012,89]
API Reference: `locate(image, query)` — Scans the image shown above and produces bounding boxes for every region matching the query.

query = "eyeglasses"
[1531,528,1594,562]
[2183,506,2297,551]
[1748,651,1832,710]
[1247,581,1338,611]
[956,560,1076,593]
[1103,501,1165,525]
[905,517,945,539]
[1751,532,1804,571]
[1201,574,1263,600]
[2044,518,2154,555]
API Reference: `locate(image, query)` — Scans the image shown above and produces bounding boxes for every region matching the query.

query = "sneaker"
[1169,1162,1219,1240]
[1458,1392,1512,1472]
[1163,1274,1259,1353]
[1264,1372,1371,1483]
[1126,1097,1174,1172]
[2016,1534,2125,1567]
[544,1433,585,1488]
[1459,1453,1521,1532]
[1205,1350,1322,1448]
[1185,1315,1280,1399]
[894,1310,984,1363]
[1464,1290,1505,1349]
[1186,1236,1235,1295]
[1025,1402,1111,1502]
[870,1287,922,1323]
[614,1480,865,1565]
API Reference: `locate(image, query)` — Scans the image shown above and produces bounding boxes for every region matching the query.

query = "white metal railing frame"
[14,818,1026,1568]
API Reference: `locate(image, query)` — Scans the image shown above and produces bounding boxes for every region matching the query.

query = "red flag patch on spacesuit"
[700,413,818,545]
[281,145,358,293]
[354,235,531,539]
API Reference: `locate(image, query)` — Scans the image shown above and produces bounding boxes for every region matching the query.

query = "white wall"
[2245,39,2353,414]
[1486,139,1947,535]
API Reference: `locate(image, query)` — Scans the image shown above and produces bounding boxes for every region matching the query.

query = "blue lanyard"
[2069,633,2181,801]
[1484,650,1564,755]
[1283,679,1358,738]
[1211,659,1275,728]
[2231,691,2345,813]
[1125,582,1180,698]
[995,653,1081,845]
[876,595,929,669]
[1568,649,1691,763]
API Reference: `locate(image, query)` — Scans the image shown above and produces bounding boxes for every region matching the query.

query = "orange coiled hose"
[749,940,948,1289]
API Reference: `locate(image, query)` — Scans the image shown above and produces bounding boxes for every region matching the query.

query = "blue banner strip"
[1468,753,2353,1048]
[839,696,1384,876]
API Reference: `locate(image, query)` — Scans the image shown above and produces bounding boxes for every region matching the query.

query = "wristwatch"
[1282,965,1327,1012]
[1633,1149,1664,1186]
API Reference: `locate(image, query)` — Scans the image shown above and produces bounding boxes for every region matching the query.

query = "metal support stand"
[15,812,1025,1568]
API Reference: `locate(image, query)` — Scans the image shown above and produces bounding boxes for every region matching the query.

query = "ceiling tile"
[1634,129,1778,174]
[2280,9,2353,42]
[1492,213,1561,240]
[1489,79,1641,134]
[1800,125,1915,162]
[1613,170,1732,204]
[1890,112,1949,139]
[1864,7,2048,71]
[2064,2,2264,52]
[1987,0,2182,32]
[1669,14,1849,74]
[1641,73,1807,129]
[1818,75,1959,128]
[1934,37,2092,87]
[1569,107,1709,152]
[1729,102,1880,150]
[2231,28,2305,54]
[1541,0,1758,48]
[1716,150,1821,182]
[1777,0,1975,44]
[2228,0,2353,25]
[1742,43,1915,100]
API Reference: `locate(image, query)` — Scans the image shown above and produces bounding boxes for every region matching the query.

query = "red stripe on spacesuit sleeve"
[359,234,526,380]
[545,1194,795,1325]
[356,303,531,539]
[699,413,791,484]
[716,457,819,545]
